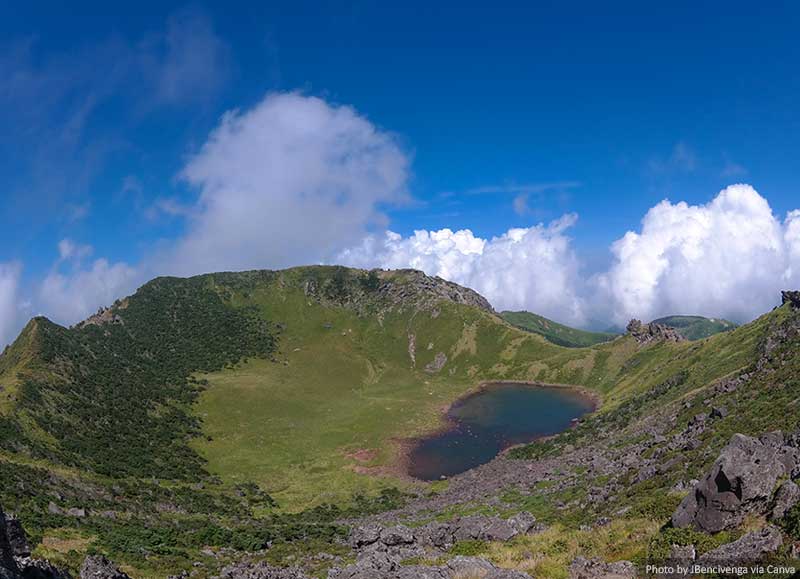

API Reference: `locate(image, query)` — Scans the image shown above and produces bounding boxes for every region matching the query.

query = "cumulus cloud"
[0,92,409,334]
[597,184,800,325]
[0,263,21,347]
[339,214,587,325]
[165,92,409,275]
[6,88,798,335]
[38,258,140,327]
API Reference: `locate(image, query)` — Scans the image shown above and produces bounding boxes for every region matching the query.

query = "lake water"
[407,383,595,481]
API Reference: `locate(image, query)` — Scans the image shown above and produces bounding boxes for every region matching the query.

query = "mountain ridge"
[1,267,799,578]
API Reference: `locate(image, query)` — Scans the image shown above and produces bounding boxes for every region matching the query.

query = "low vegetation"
[500,310,617,347]
[0,266,796,577]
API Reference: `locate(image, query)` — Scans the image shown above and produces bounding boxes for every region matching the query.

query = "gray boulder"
[672,432,800,532]
[416,522,455,550]
[508,512,539,535]
[771,480,800,520]
[349,524,381,548]
[445,556,531,578]
[379,526,414,547]
[452,515,531,542]
[696,525,783,566]
[216,561,310,579]
[328,554,532,579]
[568,557,637,579]
[667,544,696,566]
[79,556,130,579]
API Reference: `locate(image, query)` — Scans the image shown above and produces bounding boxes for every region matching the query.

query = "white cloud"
[785,210,800,280]
[0,263,21,347]
[0,92,408,334]
[164,92,409,275]
[339,214,587,325]
[57,238,93,262]
[38,258,140,326]
[597,184,800,325]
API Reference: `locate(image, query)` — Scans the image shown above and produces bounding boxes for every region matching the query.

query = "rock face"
[568,557,637,579]
[1,507,76,579]
[696,526,783,566]
[335,515,540,579]
[782,290,800,309]
[15,558,71,579]
[216,561,310,579]
[771,480,800,520]
[328,554,531,579]
[79,557,130,579]
[671,432,800,532]
[349,513,540,557]
[381,270,495,315]
[626,319,685,345]
[1,506,20,579]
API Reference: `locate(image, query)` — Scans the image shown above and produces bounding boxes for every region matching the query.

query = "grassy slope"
[195,268,586,508]
[500,310,617,348]
[651,314,737,340]
[192,268,759,509]
[0,265,790,577]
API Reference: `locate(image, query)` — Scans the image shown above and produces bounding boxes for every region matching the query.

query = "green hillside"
[0,266,797,578]
[651,314,737,340]
[501,310,618,347]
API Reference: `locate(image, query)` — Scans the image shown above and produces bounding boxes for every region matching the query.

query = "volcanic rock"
[671,432,800,532]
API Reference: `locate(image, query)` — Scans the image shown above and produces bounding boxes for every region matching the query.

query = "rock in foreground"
[671,431,800,532]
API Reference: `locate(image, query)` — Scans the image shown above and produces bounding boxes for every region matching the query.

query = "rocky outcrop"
[782,290,800,308]
[696,525,783,566]
[16,559,71,579]
[301,268,496,316]
[328,554,531,579]
[339,515,540,578]
[1,507,75,579]
[349,513,540,557]
[424,352,447,374]
[1,506,19,579]
[771,479,800,520]
[216,561,310,579]
[4,518,28,559]
[568,557,637,579]
[626,320,685,345]
[79,557,130,579]
[672,431,800,532]
[382,270,495,315]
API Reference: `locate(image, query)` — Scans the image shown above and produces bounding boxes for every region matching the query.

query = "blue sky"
[1,1,800,343]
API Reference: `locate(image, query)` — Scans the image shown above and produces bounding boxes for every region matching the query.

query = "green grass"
[1,265,796,577]
[193,275,584,508]
[191,268,776,509]
[500,311,618,348]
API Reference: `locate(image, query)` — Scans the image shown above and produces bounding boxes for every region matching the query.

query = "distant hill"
[500,310,618,348]
[651,314,737,340]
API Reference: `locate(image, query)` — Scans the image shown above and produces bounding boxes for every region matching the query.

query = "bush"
[781,502,800,540]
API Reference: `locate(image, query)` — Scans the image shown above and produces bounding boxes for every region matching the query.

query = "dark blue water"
[408,383,595,481]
